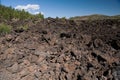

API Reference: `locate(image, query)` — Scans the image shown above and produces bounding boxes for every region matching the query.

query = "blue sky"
[1,0,120,18]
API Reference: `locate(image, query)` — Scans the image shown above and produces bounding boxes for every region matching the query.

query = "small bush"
[0,23,12,35]
[20,25,28,31]
[15,25,28,33]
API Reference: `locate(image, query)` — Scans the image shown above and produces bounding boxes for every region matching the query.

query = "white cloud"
[41,12,44,15]
[33,11,40,14]
[15,4,40,10]
[32,11,44,15]
[15,4,44,15]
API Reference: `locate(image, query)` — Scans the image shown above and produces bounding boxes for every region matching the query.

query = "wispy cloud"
[41,12,44,15]
[15,4,40,10]
[15,4,43,15]
[33,11,40,15]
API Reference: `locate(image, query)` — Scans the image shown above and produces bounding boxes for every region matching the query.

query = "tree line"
[0,5,44,20]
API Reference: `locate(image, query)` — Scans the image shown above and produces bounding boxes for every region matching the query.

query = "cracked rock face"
[0,18,120,80]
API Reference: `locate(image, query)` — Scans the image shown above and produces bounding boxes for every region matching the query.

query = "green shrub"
[0,23,12,35]
[16,25,28,32]
[20,25,28,31]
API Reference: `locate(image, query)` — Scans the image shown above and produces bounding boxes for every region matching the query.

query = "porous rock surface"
[0,18,120,80]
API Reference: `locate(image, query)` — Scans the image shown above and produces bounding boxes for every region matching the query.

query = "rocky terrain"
[0,18,120,80]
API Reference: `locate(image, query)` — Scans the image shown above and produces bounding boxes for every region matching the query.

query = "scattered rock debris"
[0,18,120,80]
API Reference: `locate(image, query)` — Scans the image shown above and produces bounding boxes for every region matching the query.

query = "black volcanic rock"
[0,18,120,80]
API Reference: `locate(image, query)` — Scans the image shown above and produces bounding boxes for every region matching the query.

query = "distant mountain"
[70,14,120,21]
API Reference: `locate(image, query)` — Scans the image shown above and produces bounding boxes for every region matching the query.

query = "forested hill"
[0,5,44,20]
[70,14,120,21]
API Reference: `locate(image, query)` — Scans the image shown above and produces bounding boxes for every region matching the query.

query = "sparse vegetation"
[14,24,29,33]
[18,25,28,31]
[0,23,12,35]
[61,17,66,20]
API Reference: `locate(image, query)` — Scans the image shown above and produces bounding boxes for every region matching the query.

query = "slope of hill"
[70,14,120,21]
[0,5,44,20]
